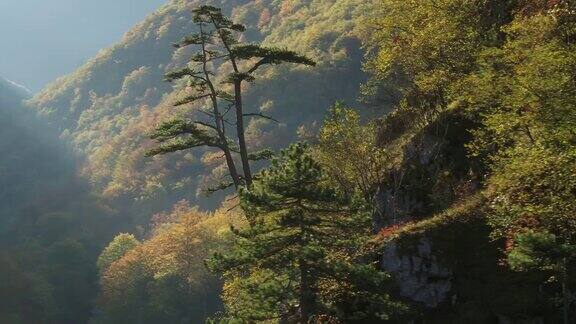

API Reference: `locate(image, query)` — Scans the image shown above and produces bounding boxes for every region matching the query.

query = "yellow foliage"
[315,103,390,200]
[100,199,247,309]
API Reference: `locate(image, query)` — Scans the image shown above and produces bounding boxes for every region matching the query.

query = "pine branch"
[147,119,223,156]
[173,34,213,48]
[216,91,235,102]
[248,149,275,161]
[193,121,218,131]
[244,113,279,123]
[223,72,255,83]
[164,67,204,82]
[222,104,234,117]
[230,45,316,74]
[195,5,246,32]
[146,137,208,157]
[203,181,236,194]
[173,93,211,106]
[149,119,197,141]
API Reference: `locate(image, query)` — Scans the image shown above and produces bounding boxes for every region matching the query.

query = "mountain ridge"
[30,0,377,215]
[0,77,31,99]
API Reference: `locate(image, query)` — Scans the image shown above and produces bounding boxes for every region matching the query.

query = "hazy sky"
[0,0,168,92]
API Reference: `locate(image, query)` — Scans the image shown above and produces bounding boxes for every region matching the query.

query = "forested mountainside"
[4,0,574,323]
[0,79,117,323]
[363,0,576,322]
[30,0,377,221]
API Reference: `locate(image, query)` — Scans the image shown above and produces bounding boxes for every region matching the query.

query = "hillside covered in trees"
[0,77,120,323]
[1,0,575,323]
[30,0,375,219]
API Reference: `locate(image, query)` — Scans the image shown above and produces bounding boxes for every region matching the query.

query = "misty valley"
[1,1,576,323]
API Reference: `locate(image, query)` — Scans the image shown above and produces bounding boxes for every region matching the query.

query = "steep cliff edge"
[370,108,550,322]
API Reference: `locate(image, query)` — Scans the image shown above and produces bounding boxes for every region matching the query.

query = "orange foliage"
[376,222,413,240]
[258,9,272,27]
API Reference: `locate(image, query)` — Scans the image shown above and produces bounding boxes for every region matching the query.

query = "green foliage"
[230,44,316,68]
[458,10,576,318]
[315,102,389,201]
[366,0,513,115]
[508,231,576,273]
[364,0,576,321]
[367,0,576,235]
[508,230,576,324]
[209,143,404,322]
[97,233,140,274]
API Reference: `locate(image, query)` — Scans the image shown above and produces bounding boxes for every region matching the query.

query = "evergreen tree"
[147,5,315,190]
[208,143,403,322]
[508,230,576,324]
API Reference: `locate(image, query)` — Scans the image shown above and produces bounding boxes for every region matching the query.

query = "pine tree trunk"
[221,139,241,188]
[234,80,252,187]
[214,99,240,188]
[562,271,569,324]
[298,206,314,324]
[200,24,241,188]
[299,259,313,323]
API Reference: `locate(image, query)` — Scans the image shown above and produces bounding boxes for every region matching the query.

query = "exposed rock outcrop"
[373,109,478,308]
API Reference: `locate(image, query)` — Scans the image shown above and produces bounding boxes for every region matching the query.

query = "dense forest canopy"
[1,0,575,323]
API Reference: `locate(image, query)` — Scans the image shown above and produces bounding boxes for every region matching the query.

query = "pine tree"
[508,231,576,324]
[208,143,403,322]
[147,5,315,190]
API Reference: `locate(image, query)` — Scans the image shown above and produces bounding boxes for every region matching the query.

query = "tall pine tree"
[147,5,315,190]
[208,143,404,322]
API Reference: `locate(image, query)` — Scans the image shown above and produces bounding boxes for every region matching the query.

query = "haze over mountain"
[2,0,576,323]
[0,73,118,323]
[0,0,168,91]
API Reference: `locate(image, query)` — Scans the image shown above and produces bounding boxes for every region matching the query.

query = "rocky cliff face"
[372,109,550,321]
[380,239,452,308]
[373,110,478,308]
